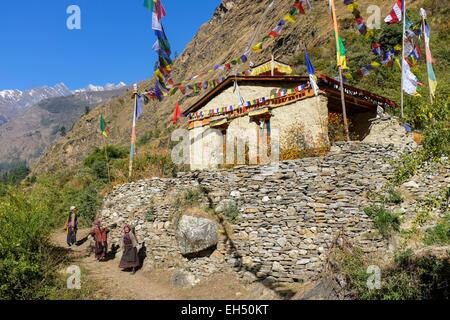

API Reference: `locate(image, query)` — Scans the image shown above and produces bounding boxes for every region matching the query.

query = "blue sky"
[0,0,219,91]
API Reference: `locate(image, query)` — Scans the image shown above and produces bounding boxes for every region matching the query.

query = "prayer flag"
[173,102,182,125]
[305,47,319,96]
[100,115,109,138]
[402,58,421,96]
[385,0,403,24]
[252,42,263,53]
[144,0,155,11]
[421,8,437,99]
[136,95,144,120]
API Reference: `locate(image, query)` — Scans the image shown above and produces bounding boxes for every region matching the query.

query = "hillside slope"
[32,0,443,174]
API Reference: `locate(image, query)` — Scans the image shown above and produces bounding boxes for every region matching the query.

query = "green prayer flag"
[100,115,108,137]
[336,35,348,69]
[144,0,154,11]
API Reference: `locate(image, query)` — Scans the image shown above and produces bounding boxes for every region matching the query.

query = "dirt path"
[52,228,267,300]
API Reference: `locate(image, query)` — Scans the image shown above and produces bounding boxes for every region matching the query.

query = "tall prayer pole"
[103,135,111,183]
[128,84,138,180]
[400,0,406,118]
[331,0,350,142]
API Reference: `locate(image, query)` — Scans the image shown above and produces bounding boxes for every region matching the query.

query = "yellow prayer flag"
[251,42,263,53]
[364,30,374,40]
[394,44,402,51]
[284,14,296,24]
[347,3,359,12]
[371,61,381,68]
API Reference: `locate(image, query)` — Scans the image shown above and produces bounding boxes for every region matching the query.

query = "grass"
[222,202,240,222]
[424,214,450,246]
[384,188,404,205]
[145,202,156,222]
[364,206,401,239]
[329,245,450,300]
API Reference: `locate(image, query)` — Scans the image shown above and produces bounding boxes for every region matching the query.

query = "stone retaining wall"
[100,142,407,284]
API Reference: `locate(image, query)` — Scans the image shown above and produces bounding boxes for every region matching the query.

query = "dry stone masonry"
[100,142,425,284]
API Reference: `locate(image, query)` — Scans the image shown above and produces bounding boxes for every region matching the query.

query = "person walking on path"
[65,206,78,247]
[119,224,140,275]
[90,219,110,261]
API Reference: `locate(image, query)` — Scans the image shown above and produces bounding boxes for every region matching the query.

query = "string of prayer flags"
[188,84,310,121]
[342,1,369,37]
[145,0,310,101]
[145,0,174,101]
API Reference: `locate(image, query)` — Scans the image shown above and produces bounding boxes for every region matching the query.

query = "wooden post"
[331,0,350,142]
[400,0,407,118]
[103,136,111,183]
[128,84,138,180]
[339,67,351,142]
[271,54,275,76]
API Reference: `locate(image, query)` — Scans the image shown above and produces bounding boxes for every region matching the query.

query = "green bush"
[0,163,30,186]
[424,214,450,246]
[364,206,401,238]
[145,203,156,222]
[73,181,103,223]
[384,188,404,205]
[332,246,449,300]
[0,189,60,299]
[222,202,240,222]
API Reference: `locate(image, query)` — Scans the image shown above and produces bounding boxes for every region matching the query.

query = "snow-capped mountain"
[0,82,128,125]
[73,82,127,93]
[0,83,72,122]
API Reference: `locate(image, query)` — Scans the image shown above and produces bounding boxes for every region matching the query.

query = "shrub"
[0,162,30,186]
[330,245,449,300]
[424,214,450,246]
[73,181,103,223]
[145,202,156,222]
[222,202,240,222]
[385,188,404,205]
[364,206,401,238]
[0,188,61,299]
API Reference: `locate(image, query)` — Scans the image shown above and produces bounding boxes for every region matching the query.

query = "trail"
[52,228,265,300]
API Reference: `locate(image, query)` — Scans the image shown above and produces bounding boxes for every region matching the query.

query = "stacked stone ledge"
[100,142,405,284]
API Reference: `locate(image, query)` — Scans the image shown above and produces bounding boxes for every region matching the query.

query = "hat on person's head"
[70,206,77,211]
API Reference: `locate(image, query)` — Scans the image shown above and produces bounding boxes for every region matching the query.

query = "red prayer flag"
[173,101,182,125]
[294,1,305,14]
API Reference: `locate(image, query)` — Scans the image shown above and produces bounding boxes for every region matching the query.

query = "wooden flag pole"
[103,135,111,183]
[128,84,138,180]
[331,0,350,142]
[400,0,407,118]
[339,67,350,142]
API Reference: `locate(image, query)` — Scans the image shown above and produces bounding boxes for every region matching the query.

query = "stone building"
[183,60,397,170]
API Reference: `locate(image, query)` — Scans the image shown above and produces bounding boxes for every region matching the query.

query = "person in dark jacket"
[119,224,140,274]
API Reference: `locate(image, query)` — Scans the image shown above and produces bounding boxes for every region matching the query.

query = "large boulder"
[176,215,218,256]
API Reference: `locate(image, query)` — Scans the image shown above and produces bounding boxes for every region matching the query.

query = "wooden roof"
[182,74,398,116]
